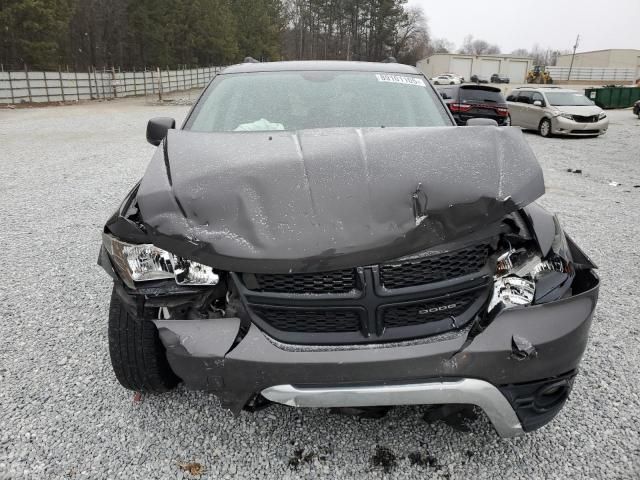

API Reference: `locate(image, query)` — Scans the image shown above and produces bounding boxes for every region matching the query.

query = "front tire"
[539,118,552,137]
[108,286,179,392]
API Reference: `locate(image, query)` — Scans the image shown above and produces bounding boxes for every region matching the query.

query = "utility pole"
[567,34,580,82]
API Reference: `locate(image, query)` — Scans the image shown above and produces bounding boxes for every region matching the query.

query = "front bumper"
[551,116,609,135]
[263,379,523,437]
[153,269,599,436]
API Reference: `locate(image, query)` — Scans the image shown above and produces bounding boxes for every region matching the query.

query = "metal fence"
[545,66,636,83]
[0,66,223,104]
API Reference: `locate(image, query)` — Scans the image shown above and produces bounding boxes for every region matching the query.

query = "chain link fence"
[0,66,223,105]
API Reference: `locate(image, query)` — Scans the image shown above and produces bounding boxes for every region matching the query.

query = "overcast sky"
[407,0,640,54]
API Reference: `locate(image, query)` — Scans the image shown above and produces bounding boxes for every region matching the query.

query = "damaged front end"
[99,126,599,437]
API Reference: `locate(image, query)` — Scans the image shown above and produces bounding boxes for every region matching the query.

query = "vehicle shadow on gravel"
[127,387,506,477]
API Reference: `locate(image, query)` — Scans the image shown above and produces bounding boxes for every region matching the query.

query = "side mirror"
[146,117,176,146]
[466,118,499,127]
[533,100,543,107]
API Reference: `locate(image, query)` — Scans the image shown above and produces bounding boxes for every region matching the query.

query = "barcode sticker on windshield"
[376,74,425,86]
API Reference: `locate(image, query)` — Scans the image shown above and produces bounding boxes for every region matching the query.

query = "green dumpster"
[584,86,640,109]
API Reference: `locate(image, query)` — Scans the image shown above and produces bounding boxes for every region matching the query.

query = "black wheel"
[108,286,179,392]
[434,81,440,85]
[539,118,552,138]
[449,81,455,85]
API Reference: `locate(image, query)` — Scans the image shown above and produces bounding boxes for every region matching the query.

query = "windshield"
[544,92,594,106]
[458,88,505,103]
[187,71,451,132]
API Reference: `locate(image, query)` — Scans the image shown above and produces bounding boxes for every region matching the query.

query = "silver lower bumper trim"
[262,379,523,438]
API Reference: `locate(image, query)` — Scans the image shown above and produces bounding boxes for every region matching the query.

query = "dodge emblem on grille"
[418,304,458,315]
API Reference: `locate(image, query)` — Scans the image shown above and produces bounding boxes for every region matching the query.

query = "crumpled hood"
[136,126,544,273]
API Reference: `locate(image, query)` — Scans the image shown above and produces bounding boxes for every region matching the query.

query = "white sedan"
[431,74,462,85]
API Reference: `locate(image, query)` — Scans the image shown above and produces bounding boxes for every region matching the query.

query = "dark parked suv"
[99,61,599,437]
[437,84,510,126]
[491,73,510,84]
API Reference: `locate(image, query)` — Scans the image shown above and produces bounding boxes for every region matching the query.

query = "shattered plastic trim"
[260,324,473,353]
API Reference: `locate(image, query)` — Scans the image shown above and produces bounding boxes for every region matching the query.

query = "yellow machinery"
[527,66,552,84]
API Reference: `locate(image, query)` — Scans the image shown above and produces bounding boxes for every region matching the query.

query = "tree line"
[0,0,283,70]
[0,0,434,70]
[0,0,564,71]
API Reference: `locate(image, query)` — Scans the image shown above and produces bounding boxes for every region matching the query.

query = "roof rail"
[515,85,561,89]
[243,56,260,64]
[381,56,397,63]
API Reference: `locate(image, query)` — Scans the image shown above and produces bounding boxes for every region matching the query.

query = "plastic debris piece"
[511,334,537,360]
[133,391,143,404]
[609,181,621,186]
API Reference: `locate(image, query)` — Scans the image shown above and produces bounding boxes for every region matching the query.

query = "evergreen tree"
[0,0,74,69]
[0,0,435,70]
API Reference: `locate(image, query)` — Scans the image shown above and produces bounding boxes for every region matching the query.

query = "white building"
[416,53,533,83]
[556,49,640,71]
[552,49,640,83]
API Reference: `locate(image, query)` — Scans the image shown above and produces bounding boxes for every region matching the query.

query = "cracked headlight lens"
[491,276,535,309]
[103,234,219,286]
[489,249,566,311]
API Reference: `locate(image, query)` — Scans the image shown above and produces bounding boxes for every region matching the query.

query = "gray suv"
[507,87,608,137]
[100,61,599,438]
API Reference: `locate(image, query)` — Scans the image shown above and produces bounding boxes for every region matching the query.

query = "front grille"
[240,241,492,344]
[379,244,488,290]
[382,290,480,328]
[249,269,357,294]
[251,306,361,333]
[572,114,598,123]
[570,129,599,134]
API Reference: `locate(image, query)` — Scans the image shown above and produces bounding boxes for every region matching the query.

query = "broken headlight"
[490,219,572,311]
[102,234,219,287]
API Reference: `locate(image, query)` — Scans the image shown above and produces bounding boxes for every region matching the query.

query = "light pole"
[567,34,580,82]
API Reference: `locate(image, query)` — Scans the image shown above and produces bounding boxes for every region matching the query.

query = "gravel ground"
[1,100,639,479]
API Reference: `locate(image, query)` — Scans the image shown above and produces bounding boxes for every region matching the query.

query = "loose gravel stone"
[0,100,638,479]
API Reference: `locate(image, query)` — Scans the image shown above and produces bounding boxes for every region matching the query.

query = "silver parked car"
[506,87,608,137]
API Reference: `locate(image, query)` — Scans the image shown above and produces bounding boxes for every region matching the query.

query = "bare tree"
[459,35,501,55]
[392,6,430,64]
[427,37,454,55]
[510,48,529,57]
[510,46,569,66]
